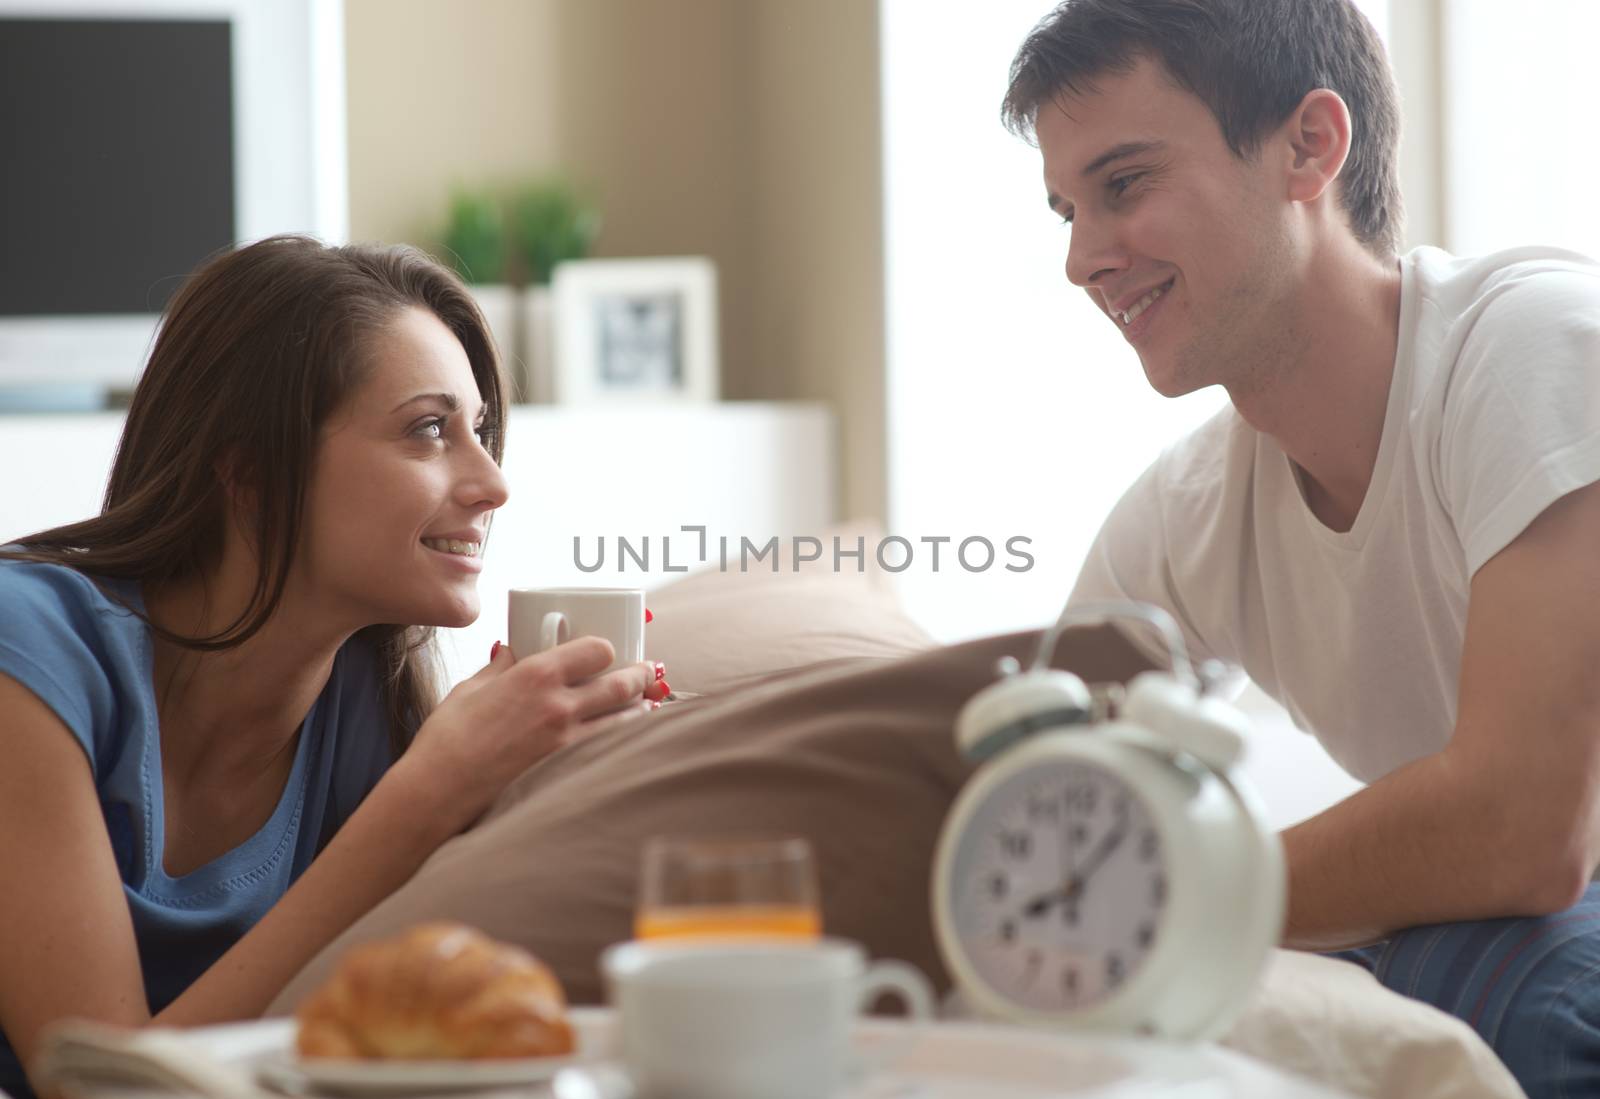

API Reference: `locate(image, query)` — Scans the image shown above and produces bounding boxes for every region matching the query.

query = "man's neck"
[1228,242,1405,532]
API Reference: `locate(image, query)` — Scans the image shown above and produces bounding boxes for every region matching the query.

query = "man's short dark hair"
[1003,0,1402,257]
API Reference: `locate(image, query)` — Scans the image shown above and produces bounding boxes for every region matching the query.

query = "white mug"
[507,587,645,673]
[600,938,934,1099]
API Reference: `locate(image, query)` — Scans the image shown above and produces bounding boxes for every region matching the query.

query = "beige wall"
[344,0,885,521]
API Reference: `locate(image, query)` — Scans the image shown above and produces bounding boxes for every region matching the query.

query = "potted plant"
[510,178,601,403]
[441,190,519,393]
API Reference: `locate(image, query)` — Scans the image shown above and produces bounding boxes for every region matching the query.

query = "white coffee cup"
[600,938,933,1099]
[508,587,645,673]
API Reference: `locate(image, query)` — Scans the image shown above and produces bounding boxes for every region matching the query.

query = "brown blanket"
[267,625,1154,1014]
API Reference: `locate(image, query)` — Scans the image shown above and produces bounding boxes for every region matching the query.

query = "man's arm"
[1281,479,1600,951]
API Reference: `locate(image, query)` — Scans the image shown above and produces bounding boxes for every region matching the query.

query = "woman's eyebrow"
[391,392,461,414]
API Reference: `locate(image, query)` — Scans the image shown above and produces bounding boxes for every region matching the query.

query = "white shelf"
[0,401,837,686]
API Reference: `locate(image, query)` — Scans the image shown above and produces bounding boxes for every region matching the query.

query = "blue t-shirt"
[0,558,395,1098]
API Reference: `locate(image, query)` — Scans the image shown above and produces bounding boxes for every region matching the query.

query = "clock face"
[947,759,1168,1013]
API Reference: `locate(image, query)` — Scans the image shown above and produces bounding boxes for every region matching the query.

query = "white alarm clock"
[931,601,1285,1040]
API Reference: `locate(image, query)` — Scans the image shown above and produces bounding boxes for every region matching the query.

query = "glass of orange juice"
[634,835,823,941]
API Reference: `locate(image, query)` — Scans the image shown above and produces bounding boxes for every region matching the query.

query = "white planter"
[467,284,522,399]
[518,285,556,404]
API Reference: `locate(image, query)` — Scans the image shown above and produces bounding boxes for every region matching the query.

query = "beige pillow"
[643,521,934,696]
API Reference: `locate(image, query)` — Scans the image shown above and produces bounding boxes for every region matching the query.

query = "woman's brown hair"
[1,234,508,755]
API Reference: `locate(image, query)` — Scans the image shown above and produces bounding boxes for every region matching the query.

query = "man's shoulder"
[1411,244,1600,331]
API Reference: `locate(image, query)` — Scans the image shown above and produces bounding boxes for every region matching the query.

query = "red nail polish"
[645,608,654,624]
[490,641,502,661]
[658,679,672,696]
[654,661,666,681]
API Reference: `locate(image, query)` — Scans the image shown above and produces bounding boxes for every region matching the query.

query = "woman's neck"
[143,555,350,788]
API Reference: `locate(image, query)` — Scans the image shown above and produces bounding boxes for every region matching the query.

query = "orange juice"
[634,904,823,941]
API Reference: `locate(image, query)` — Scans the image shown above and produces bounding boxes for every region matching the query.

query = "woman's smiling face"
[296,306,509,630]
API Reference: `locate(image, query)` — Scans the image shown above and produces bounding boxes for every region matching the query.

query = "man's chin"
[1139,354,1204,399]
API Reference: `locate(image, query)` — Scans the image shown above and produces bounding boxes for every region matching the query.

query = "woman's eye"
[414,418,446,440]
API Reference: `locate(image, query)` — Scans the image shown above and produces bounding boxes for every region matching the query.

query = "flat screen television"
[0,0,346,404]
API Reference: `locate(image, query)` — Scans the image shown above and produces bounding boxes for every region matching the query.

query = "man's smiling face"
[1037,56,1299,399]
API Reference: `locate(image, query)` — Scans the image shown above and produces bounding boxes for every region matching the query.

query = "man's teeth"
[1119,281,1172,325]
[422,538,481,557]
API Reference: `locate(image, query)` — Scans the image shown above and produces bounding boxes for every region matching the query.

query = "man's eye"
[1110,172,1145,197]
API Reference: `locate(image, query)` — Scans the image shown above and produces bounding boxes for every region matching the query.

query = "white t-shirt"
[1070,245,1600,783]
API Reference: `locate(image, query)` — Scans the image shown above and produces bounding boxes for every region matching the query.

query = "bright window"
[1442,0,1600,258]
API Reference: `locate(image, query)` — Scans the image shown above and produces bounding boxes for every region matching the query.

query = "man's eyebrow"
[1047,139,1168,212]
[1081,139,1166,178]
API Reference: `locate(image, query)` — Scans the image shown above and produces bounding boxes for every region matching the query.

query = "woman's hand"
[389,639,663,828]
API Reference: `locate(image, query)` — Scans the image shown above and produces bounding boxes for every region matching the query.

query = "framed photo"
[550,257,719,404]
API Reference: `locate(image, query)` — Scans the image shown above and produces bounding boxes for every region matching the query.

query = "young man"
[1005,2,1600,1095]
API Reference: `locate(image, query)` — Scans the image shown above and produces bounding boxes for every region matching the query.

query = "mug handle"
[857,960,934,1020]
[853,960,934,1080]
[540,611,571,651]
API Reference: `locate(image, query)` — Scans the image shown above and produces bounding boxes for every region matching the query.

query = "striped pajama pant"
[1329,883,1600,1099]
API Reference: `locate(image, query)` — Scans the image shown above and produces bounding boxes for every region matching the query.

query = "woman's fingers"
[502,636,616,687]
[570,661,657,717]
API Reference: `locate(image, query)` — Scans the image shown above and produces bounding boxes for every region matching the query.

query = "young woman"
[0,236,668,1098]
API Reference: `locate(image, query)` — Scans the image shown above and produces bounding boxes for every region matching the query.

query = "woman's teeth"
[1120,280,1173,325]
[422,538,481,557]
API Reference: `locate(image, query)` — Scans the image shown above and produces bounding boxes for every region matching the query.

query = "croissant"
[295,922,576,1060]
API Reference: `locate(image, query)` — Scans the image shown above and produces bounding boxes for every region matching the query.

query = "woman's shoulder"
[0,553,151,770]
[0,553,140,620]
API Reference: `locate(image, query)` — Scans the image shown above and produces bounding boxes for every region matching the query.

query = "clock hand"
[1020,887,1071,918]
[1067,810,1131,900]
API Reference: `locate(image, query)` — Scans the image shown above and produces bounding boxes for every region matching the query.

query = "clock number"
[999,830,1032,860]
[1151,874,1167,907]
[1137,922,1156,949]
[1063,780,1099,815]
[989,873,1008,900]
[1023,949,1043,984]
[1061,964,1080,1000]
[1106,953,1126,988]
[1000,918,1018,945]
[1139,828,1160,862]
[1027,796,1060,823]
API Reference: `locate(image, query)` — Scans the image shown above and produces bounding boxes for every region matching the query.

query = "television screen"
[0,17,235,318]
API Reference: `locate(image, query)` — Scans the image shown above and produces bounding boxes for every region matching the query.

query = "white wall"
[880,0,1227,648]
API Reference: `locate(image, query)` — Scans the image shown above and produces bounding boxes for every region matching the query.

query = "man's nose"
[1064,216,1128,289]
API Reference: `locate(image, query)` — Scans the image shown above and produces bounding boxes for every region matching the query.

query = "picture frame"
[550,256,719,404]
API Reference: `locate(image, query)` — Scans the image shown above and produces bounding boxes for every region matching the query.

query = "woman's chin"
[414,592,481,630]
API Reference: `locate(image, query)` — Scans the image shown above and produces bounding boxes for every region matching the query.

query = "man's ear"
[1281,88,1352,205]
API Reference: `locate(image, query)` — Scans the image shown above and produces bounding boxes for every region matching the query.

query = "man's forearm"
[1280,747,1560,951]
